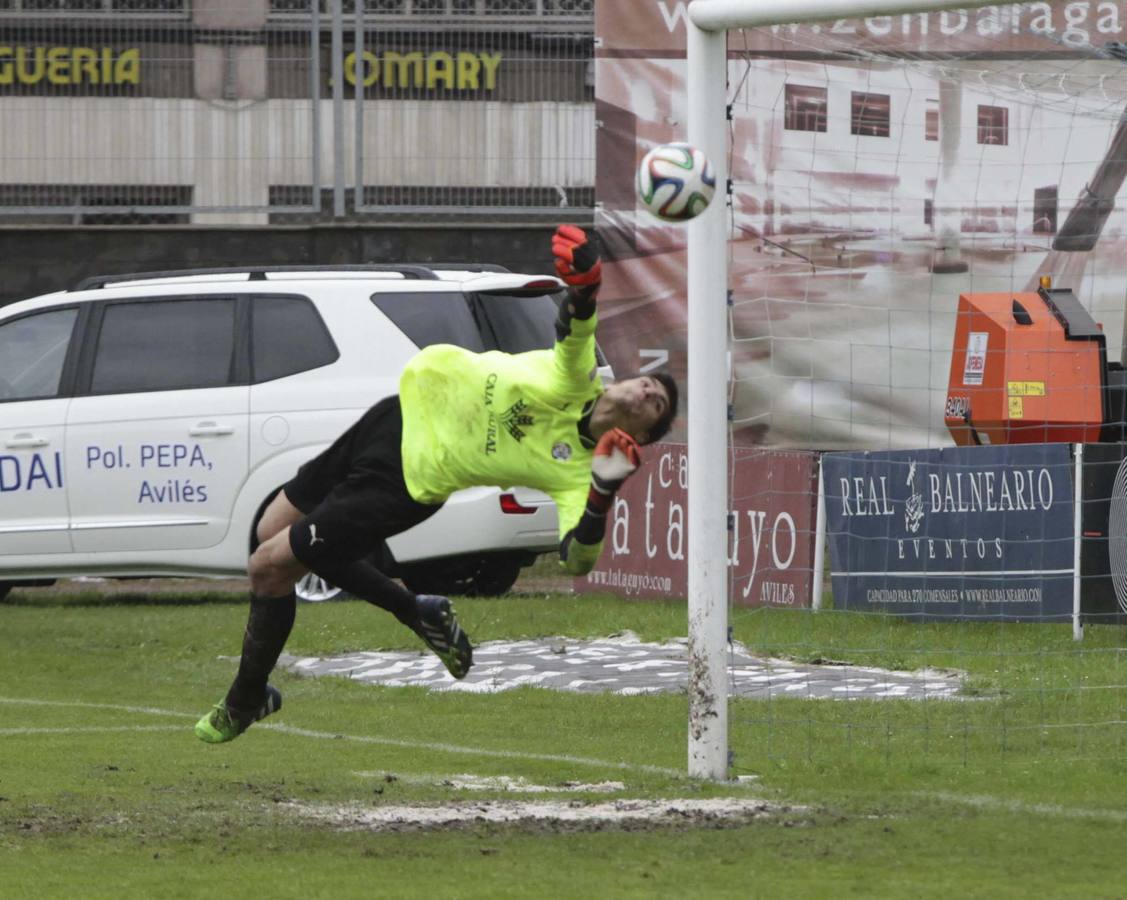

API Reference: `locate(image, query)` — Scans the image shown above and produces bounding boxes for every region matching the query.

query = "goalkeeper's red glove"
[563,428,643,553]
[552,224,602,289]
[589,427,642,506]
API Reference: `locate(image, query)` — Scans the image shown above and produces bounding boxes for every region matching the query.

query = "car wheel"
[0,580,54,601]
[400,553,524,597]
[295,572,345,603]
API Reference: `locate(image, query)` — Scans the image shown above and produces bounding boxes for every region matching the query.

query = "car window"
[370,291,486,352]
[0,307,78,402]
[251,294,338,383]
[472,292,560,353]
[90,297,237,394]
[473,291,609,365]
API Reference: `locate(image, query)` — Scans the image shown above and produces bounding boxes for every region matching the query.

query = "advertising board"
[822,443,1076,620]
[577,444,818,606]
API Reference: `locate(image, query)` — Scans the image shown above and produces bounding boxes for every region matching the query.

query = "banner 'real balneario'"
[822,443,1075,620]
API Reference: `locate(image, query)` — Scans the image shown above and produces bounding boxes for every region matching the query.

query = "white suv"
[0,264,608,601]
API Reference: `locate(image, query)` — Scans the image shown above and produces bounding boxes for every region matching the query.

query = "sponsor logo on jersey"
[483,372,536,454]
[500,399,534,442]
[552,441,572,461]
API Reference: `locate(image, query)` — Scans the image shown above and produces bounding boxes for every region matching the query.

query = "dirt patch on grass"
[2,808,130,837]
[285,797,803,834]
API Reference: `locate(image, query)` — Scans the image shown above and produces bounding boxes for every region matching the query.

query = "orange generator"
[945,284,1119,445]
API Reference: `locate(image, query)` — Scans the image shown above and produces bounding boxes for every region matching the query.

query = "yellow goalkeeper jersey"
[398,313,606,574]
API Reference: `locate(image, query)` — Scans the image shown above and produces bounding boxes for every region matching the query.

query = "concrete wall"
[0,224,562,306]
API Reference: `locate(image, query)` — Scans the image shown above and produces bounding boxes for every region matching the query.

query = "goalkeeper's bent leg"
[224,590,296,720]
[311,559,472,678]
[220,526,304,721]
[311,558,417,626]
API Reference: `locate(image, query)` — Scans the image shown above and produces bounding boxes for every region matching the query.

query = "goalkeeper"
[195,225,679,744]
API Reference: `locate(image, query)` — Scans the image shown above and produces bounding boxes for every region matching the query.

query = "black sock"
[313,559,418,626]
[224,591,296,719]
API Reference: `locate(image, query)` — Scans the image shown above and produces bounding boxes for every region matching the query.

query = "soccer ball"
[636,142,717,222]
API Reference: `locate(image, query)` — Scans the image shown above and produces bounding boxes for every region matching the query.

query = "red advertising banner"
[575,444,818,607]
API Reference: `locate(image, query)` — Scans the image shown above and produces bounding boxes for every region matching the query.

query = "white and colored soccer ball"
[636,142,716,222]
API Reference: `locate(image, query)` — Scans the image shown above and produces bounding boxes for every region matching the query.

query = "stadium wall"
[0,5,595,223]
[0,224,561,306]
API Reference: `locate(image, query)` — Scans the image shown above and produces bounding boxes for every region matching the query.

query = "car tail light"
[499,492,537,514]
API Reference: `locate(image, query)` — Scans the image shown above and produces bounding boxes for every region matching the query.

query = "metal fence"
[0,0,594,223]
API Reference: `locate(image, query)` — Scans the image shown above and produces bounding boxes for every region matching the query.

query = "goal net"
[592,1,1127,778]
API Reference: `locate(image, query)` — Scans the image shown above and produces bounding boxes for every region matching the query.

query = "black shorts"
[285,396,442,571]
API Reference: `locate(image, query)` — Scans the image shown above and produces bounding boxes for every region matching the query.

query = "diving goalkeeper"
[195,225,679,743]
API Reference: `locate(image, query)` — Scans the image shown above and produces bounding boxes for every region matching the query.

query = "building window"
[268,185,595,223]
[925,98,938,141]
[924,198,933,226]
[978,105,1008,145]
[268,0,591,17]
[0,0,187,11]
[1033,185,1058,234]
[784,84,827,133]
[851,91,890,137]
[0,184,191,225]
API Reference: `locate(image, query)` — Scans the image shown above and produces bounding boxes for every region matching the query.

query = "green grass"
[1,585,1125,899]
[731,605,1127,781]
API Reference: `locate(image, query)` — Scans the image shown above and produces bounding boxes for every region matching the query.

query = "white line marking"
[268,724,683,777]
[0,697,192,718]
[0,725,184,736]
[920,791,1127,823]
[0,696,683,778]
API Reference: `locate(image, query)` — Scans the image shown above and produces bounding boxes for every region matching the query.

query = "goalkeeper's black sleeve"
[558,491,612,565]
[554,284,598,341]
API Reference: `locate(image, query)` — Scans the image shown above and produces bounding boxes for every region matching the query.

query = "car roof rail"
[422,263,512,273]
[69,264,447,291]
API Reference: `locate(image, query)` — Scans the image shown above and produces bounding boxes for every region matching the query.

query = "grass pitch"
[1,579,1124,899]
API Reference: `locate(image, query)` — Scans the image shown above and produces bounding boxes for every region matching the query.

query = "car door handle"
[189,422,235,437]
[5,433,48,449]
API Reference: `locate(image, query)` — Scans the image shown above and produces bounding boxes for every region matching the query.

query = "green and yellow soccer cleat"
[194,685,282,744]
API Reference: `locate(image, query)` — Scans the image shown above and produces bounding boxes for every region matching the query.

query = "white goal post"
[684,0,1004,781]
